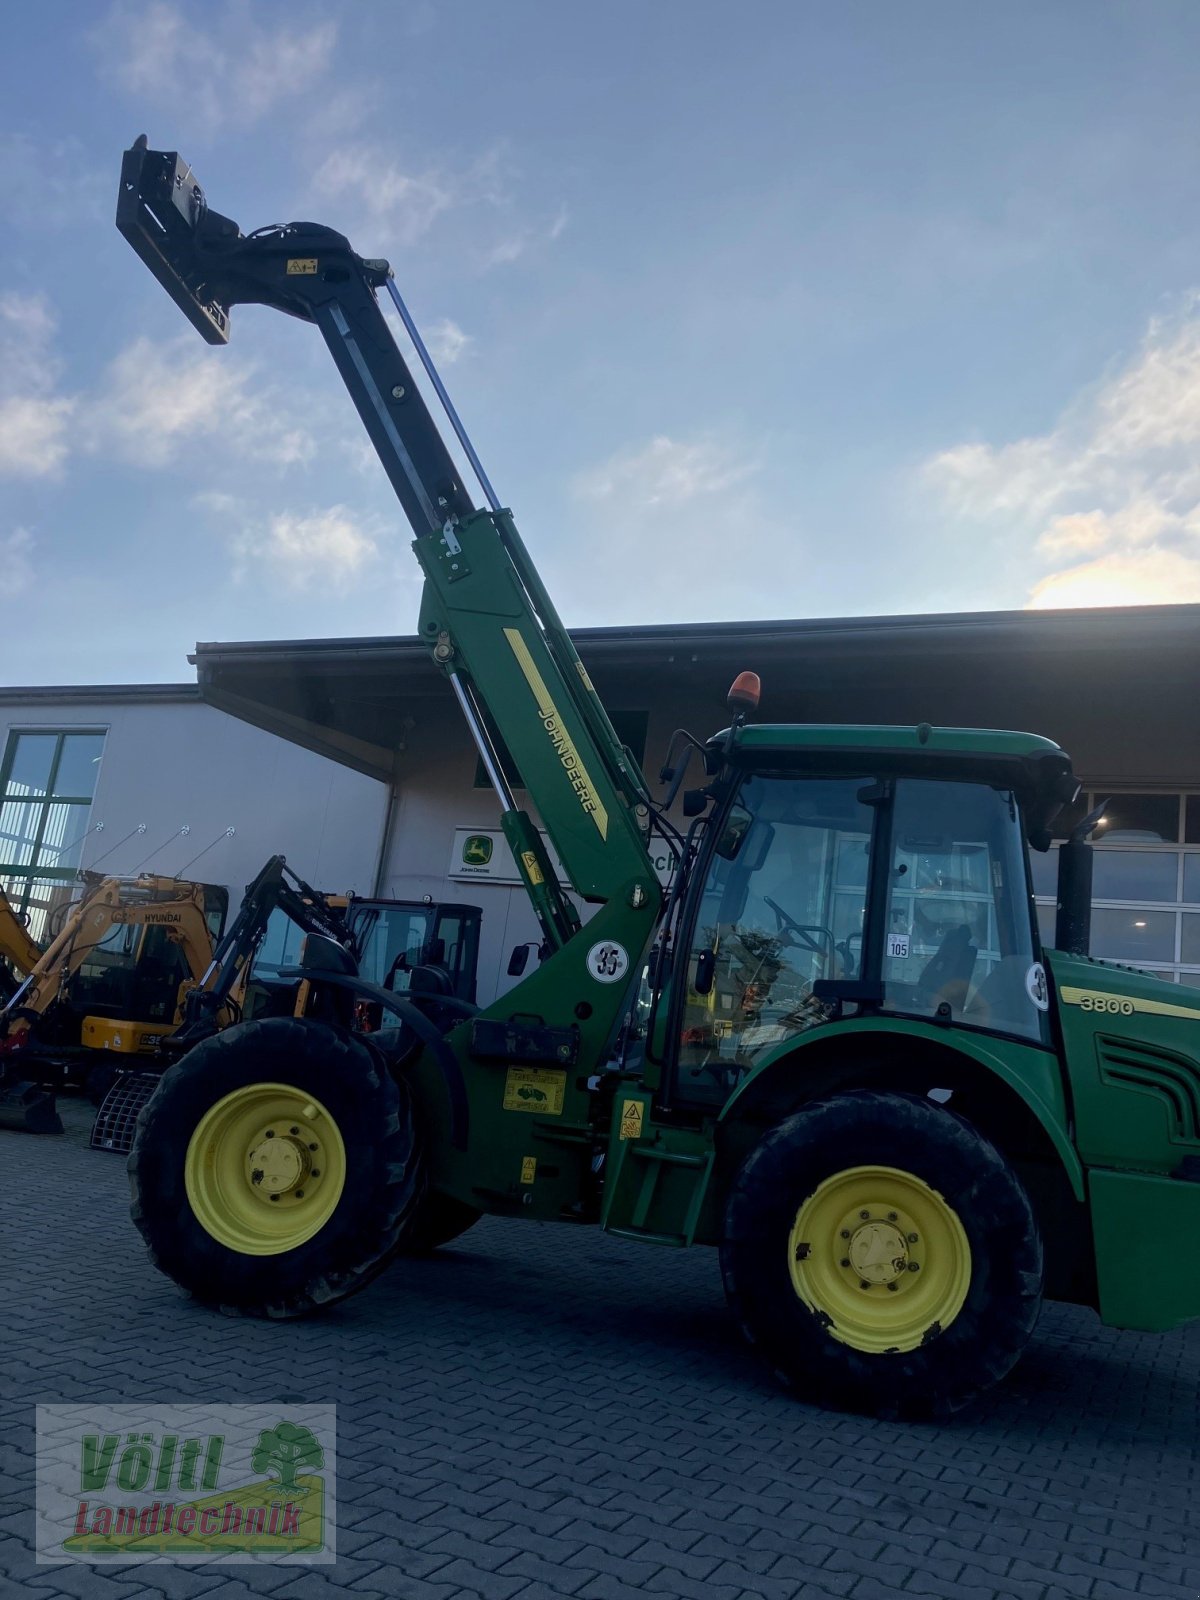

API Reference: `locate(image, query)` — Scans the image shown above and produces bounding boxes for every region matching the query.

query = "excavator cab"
[67,884,228,1045]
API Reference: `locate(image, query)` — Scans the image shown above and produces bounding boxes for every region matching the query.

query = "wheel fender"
[716,1017,1084,1201]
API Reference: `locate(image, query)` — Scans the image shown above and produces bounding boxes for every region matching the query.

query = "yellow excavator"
[0,871,229,1133]
[0,854,482,1145]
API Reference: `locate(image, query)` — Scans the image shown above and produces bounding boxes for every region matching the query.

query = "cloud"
[234,506,379,592]
[574,434,755,507]
[483,202,569,270]
[0,397,75,477]
[0,305,317,479]
[424,319,471,365]
[1029,549,1200,609]
[310,148,456,246]
[923,300,1200,607]
[0,529,35,595]
[309,142,562,271]
[89,336,313,468]
[91,2,336,130]
[0,294,75,477]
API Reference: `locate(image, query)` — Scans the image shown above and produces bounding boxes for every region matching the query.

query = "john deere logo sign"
[449,826,567,887]
[36,1405,336,1564]
[463,835,493,866]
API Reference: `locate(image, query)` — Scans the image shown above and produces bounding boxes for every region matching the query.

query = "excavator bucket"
[0,1067,62,1135]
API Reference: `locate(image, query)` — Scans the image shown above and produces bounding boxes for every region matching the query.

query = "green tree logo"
[250,1422,325,1495]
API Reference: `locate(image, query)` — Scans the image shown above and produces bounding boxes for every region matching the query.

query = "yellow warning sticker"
[619,1098,644,1140]
[286,258,318,274]
[502,1067,566,1115]
[520,850,544,886]
[520,1156,537,1184]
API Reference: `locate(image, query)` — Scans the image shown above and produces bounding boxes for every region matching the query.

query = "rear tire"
[129,1018,421,1317]
[720,1090,1042,1418]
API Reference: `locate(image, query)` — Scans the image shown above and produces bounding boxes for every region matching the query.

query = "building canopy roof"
[189,604,1200,787]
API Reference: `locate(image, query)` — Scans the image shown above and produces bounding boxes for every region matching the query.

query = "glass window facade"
[0,729,106,942]
[1033,790,1200,984]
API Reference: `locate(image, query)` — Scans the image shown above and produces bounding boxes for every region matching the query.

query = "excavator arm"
[0,886,43,994]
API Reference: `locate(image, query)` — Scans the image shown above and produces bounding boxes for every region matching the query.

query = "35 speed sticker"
[586,941,629,984]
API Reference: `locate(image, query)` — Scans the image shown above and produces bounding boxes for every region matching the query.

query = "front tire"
[129,1018,421,1317]
[720,1090,1043,1418]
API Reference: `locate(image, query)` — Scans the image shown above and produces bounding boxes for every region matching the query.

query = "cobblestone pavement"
[2,1098,1198,1600]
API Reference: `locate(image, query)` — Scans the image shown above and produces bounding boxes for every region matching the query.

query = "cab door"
[670,774,874,1109]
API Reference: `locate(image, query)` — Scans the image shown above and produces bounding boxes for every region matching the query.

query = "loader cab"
[348,899,482,1004]
[664,725,1076,1111]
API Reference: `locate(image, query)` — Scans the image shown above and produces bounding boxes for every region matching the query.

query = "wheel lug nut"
[311,1168,320,1177]
[840,1229,850,1239]
[908,1262,920,1272]
[309,1143,318,1151]
[839,1258,850,1268]
[887,1212,898,1222]
[859,1211,870,1220]
[269,1194,279,1202]
[907,1233,918,1244]
[887,1283,899,1292]
[265,1130,274,1139]
[295,1190,304,1199]
[859,1280,871,1289]
[290,1126,299,1135]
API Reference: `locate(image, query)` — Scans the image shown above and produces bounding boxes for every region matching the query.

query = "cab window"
[882,780,1045,1042]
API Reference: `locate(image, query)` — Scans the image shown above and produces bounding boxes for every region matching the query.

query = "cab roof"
[715,722,1077,845]
[728,723,1063,760]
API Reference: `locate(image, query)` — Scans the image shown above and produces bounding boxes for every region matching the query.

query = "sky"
[4,1,1200,683]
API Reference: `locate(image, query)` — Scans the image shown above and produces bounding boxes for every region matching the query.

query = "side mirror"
[693,948,716,996]
[507,945,530,977]
[1054,800,1107,956]
[715,805,753,861]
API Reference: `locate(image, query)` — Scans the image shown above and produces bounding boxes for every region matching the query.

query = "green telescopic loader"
[115,136,1200,1418]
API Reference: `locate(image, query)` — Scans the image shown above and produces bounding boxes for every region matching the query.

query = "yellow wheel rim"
[788,1164,971,1354]
[184,1083,347,1256]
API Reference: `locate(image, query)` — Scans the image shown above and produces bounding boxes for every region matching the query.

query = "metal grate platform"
[90,1071,161,1155]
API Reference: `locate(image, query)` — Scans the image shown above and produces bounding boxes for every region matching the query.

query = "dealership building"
[2,602,1197,1006]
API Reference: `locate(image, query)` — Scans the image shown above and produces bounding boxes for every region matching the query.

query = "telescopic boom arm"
[117,138,660,959]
